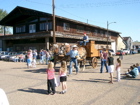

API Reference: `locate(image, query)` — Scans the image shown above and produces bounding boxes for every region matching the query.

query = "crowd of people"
[100,48,140,84]
[25,49,51,68]
[45,33,140,95]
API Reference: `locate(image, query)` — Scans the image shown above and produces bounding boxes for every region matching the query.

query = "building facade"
[123,37,133,50]
[0,6,120,52]
[117,35,126,50]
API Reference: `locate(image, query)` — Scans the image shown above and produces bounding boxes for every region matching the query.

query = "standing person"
[32,57,36,68]
[46,49,50,65]
[27,49,33,68]
[119,48,123,60]
[108,52,114,84]
[66,45,79,75]
[80,32,89,46]
[32,50,37,60]
[116,58,121,82]
[100,48,108,73]
[59,61,67,94]
[39,49,44,64]
[46,62,56,95]
[25,51,28,62]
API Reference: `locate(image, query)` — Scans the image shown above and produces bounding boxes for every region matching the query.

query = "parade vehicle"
[51,41,107,70]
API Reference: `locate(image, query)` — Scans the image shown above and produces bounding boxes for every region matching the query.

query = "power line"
[59,0,140,8]
[24,0,106,25]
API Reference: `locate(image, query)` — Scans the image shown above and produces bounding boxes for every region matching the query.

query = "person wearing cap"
[66,45,79,75]
[80,32,89,46]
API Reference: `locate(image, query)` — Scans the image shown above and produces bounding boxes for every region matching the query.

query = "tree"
[0,9,12,34]
[134,40,139,42]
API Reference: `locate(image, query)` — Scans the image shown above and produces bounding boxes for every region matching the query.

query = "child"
[32,58,36,68]
[27,56,32,68]
[107,52,114,84]
[59,61,67,94]
[116,58,121,82]
[46,62,55,95]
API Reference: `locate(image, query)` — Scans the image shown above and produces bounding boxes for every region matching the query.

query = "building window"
[100,30,103,36]
[29,24,36,33]
[16,25,25,33]
[40,23,47,30]
[63,23,70,31]
[48,22,52,30]
[105,32,107,37]
[40,17,47,21]
[86,27,91,34]
[77,25,84,33]
[94,29,98,35]
[39,22,52,31]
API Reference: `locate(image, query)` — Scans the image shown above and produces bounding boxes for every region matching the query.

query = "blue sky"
[0,0,140,41]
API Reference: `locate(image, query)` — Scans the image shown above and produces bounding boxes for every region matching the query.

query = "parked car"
[123,49,130,55]
[132,51,137,54]
[109,49,116,56]
[116,50,126,55]
[4,52,17,61]
[0,51,9,60]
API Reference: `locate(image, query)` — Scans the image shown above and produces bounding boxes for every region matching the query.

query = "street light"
[107,21,116,49]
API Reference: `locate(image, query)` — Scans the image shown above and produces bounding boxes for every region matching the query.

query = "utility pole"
[107,21,109,49]
[106,21,116,49]
[52,0,56,44]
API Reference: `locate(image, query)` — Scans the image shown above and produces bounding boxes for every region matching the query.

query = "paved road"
[0,54,140,105]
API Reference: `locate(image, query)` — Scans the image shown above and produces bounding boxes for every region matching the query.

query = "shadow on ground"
[121,76,140,81]
[72,78,109,83]
[18,88,60,95]
[24,68,59,74]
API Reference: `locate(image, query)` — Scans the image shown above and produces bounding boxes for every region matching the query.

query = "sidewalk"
[0,54,140,105]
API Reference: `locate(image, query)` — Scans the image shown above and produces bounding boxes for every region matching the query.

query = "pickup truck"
[123,49,130,55]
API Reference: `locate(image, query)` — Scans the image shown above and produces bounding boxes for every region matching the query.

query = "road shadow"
[18,88,47,95]
[24,68,59,74]
[12,67,29,69]
[121,76,140,81]
[18,88,60,95]
[73,78,109,83]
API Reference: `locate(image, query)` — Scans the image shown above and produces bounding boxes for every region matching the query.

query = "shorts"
[108,65,114,73]
[60,76,67,82]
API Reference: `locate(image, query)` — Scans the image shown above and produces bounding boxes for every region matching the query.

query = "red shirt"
[46,69,55,80]
[103,52,108,60]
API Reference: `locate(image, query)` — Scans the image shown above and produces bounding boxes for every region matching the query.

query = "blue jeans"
[46,57,50,65]
[100,59,108,73]
[80,40,89,46]
[40,56,43,64]
[69,58,79,74]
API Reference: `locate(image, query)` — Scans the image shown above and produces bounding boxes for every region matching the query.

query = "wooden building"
[0,6,120,52]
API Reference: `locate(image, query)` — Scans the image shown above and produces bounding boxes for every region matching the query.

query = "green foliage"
[0,9,12,34]
[134,40,139,42]
[0,9,8,20]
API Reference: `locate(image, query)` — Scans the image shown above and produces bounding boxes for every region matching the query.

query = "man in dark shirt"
[100,48,108,73]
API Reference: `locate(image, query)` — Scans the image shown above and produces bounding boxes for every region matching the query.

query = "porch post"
[45,37,49,50]
[2,40,6,51]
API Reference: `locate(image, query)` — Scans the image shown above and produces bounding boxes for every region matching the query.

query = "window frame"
[63,23,70,31]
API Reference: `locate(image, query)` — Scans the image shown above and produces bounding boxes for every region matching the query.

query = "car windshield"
[109,50,114,52]
[5,52,9,55]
